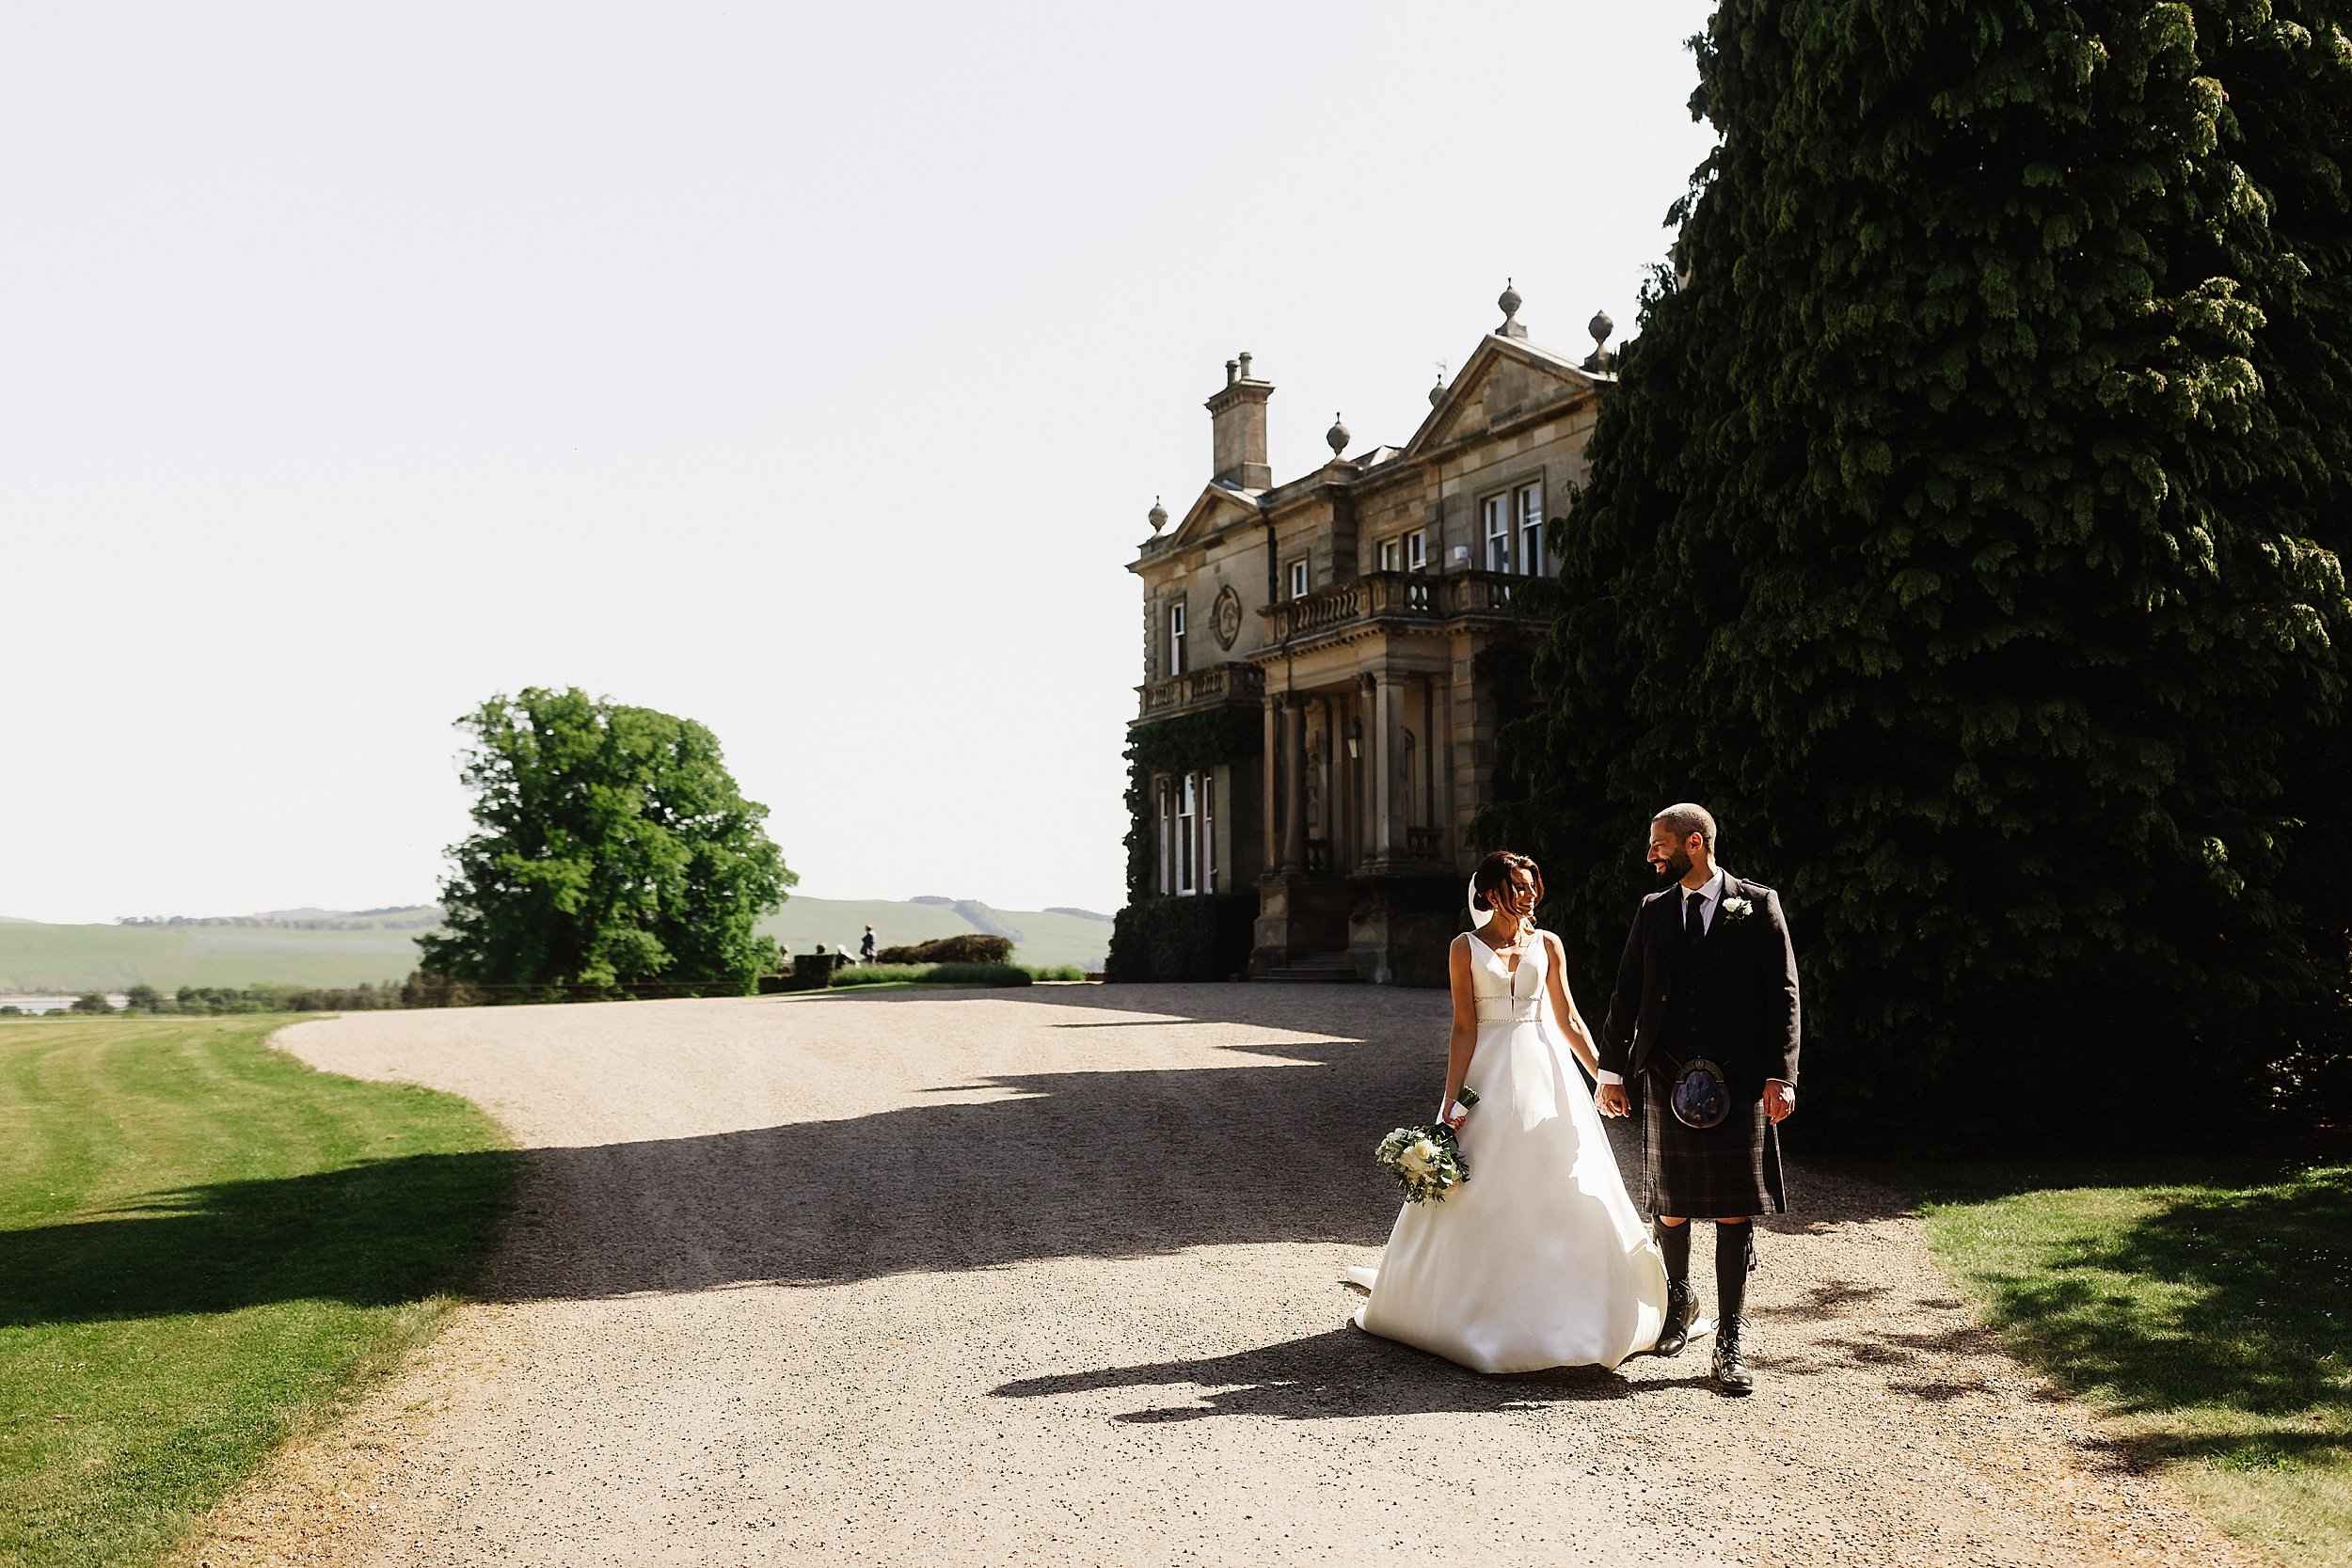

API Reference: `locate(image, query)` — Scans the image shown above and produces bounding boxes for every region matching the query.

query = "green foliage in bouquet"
[1485,0,2352,1145]
[419,687,795,997]
[1375,1122,1468,1204]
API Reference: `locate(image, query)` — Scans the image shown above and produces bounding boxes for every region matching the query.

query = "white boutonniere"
[1721,895,1755,923]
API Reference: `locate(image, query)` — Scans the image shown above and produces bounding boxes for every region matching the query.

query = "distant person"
[860,925,877,964]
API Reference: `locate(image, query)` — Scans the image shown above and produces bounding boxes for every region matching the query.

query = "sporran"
[1669,1055,1732,1130]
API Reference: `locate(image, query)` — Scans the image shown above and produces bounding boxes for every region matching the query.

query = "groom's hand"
[1763,1080,1796,1124]
[1596,1083,1630,1117]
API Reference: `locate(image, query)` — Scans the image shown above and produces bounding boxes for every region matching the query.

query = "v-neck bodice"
[1468,927,1547,1022]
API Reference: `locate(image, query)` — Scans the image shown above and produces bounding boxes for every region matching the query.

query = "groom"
[1595,803,1799,1395]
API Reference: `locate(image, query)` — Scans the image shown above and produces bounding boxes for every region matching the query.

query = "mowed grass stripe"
[1920,1154,2352,1568]
[0,1017,513,1568]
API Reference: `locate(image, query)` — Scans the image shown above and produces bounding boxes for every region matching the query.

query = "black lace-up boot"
[1652,1218,1694,1356]
[1711,1221,1756,1393]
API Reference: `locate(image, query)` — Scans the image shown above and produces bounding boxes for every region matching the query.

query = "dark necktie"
[1685,888,1707,944]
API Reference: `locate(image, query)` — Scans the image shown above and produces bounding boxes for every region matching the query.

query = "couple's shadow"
[993,1323,1717,1423]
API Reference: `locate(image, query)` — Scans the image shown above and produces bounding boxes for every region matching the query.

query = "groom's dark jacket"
[1599,872,1801,1101]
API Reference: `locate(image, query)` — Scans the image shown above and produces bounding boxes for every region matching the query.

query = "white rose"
[1400,1138,1441,1177]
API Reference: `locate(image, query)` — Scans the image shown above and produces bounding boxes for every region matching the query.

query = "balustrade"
[1262,569,1521,642]
[1138,660,1265,718]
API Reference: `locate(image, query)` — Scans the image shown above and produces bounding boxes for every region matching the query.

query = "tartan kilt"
[1641,1072,1787,1218]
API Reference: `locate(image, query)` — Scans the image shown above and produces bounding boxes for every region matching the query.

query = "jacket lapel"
[1650,883,1682,961]
[1692,872,1740,975]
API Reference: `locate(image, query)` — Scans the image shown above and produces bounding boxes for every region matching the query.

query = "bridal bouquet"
[1374,1122,1468,1203]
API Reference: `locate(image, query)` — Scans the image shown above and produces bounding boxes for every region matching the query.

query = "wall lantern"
[1347,721,1363,760]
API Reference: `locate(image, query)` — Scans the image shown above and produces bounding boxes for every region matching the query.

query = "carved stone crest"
[1213,585,1243,650]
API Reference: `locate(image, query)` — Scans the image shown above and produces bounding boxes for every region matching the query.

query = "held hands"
[1595,1082,1630,1118]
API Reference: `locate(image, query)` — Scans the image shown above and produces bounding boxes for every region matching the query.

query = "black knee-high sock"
[1716,1222,1755,1325]
[1655,1219,1691,1290]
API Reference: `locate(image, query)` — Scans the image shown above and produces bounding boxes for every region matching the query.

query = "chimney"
[1205,351,1273,489]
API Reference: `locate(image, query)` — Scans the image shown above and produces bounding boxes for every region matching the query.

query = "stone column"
[1280,690,1308,873]
[1261,699,1280,880]
[1369,669,1406,868]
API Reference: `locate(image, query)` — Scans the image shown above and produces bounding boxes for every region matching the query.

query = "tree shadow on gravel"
[5,985,1909,1323]
[990,1326,1694,1422]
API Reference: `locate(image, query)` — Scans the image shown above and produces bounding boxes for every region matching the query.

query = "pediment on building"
[1400,335,1608,460]
[1165,481,1265,550]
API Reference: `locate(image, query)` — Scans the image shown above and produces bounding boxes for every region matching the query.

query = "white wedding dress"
[1345,928,1668,1372]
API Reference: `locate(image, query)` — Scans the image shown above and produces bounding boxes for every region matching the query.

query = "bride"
[1345,850,1667,1372]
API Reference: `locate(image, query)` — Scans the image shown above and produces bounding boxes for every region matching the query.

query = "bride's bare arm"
[1441,936,1477,1126]
[1544,932,1602,1079]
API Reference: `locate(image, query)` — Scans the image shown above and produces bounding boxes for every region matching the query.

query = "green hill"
[762,896,1113,971]
[0,896,1112,994]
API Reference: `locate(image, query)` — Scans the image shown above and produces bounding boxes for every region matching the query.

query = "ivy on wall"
[1122,705,1265,902]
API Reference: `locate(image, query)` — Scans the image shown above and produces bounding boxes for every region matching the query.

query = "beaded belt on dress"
[1474,1002,1541,1022]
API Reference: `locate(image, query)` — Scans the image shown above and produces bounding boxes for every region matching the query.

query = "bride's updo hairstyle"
[1470,850,1544,919]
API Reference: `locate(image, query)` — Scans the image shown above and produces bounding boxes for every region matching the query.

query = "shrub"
[1022,964,1088,982]
[69,992,114,1014]
[875,934,1014,966]
[918,963,1031,987]
[827,964,932,987]
[1106,895,1256,982]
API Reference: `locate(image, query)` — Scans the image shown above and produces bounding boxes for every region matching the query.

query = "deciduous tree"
[419,688,793,995]
[1488,0,2352,1141]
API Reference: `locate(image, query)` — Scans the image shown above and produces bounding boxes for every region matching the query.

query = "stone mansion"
[1112,285,1615,986]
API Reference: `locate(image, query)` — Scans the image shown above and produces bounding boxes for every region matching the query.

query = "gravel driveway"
[179,985,2253,1567]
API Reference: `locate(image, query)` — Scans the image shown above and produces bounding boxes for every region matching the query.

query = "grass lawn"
[0,1016,513,1568]
[1918,1146,2351,1567]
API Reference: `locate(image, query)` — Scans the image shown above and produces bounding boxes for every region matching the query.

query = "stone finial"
[1498,277,1527,339]
[1148,496,1168,532]
[1327,413,1350,458]
[1430,365,1447,406]
[1584,309,1616,372]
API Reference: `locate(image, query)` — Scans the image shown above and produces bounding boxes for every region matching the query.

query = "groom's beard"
[1657,849,1693,882]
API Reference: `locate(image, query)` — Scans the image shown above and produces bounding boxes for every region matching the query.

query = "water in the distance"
[0,994,131,1014]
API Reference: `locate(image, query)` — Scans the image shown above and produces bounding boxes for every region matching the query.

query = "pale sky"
[2,1,1719,925]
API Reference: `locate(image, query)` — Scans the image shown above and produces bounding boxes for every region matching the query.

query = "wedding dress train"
[1345,930,1667,1372]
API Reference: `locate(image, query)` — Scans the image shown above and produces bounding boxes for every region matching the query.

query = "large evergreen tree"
[419,687,793,995]
[1491,0,2352,1141]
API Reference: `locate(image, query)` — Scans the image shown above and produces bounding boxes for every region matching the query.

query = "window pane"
[1485,498,1510,572]
[1177,774,1197,895]
[1406,530,1426,570]
[1202,772,1216,891]
[1157,782,1173,895]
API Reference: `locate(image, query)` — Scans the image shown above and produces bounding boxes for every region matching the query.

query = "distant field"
[0,896,1113,992]
[0,921,430,993]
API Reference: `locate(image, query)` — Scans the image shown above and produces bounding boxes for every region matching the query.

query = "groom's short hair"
[1653,802,1718,852]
